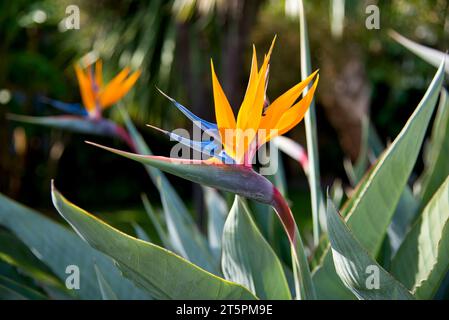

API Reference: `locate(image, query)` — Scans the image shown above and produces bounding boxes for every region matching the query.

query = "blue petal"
[156,88,220,135]
[38,96,88,116]
[148,125,234,164]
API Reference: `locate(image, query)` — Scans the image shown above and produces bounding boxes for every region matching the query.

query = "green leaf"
[345,60,444,254]
[390,30,449,75]
[417,89,449,206]
[387,186,419,255]
[313,60,445,299]
[391,175,449,299]
[222,197,291,300]
[0,193,147,300]
[203,187,227,260]
[0,229,62,288]
[298,0,324,245]
[51,185,257,300]
[94,265,118,300]
[118,105,217,274]
[325,198,414,300]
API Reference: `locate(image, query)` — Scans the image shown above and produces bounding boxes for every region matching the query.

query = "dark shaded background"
[0,0,448,230]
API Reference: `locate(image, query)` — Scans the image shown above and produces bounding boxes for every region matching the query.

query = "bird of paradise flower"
[88,37,319,298]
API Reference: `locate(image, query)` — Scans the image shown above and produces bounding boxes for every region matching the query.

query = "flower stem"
[271,186,316,300]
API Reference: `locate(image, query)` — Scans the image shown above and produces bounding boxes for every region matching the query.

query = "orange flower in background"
[74,60,141,117]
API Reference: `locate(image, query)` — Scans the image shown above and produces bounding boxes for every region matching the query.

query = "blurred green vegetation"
[0,0,447,230]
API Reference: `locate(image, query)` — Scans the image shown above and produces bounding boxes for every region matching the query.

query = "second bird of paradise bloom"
[150,36,319,166]
[74,60,141,119]
[18,59,143,149]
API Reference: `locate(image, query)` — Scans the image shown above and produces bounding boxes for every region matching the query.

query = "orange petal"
[98,67,131,108]
[95,60,103,88]
[235,40,275,161]
[74,64,96,112]
[267,75,319,143]
[260,70,318,130]
[99,70,141,109]
[210,60,236,157]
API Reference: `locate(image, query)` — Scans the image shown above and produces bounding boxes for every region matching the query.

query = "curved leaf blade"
[417,89,449,206]
[222,197,291,300]
[313,60,445,299]
[298,0,323,245]
[51,185,257,300]
[392,175,449,299]
[326,198,414,300]
[0,193,147,300]
[390,30,449,75]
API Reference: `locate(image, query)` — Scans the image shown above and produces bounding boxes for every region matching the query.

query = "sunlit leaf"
[0,193,147,300]
[392,175,449,299]
[325,198,414,300]
[313,60,445,299]
[51,185,256,300]
[416,89,449,206]
[222,197,291,299]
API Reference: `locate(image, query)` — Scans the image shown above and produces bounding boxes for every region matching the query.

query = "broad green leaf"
[390,30,449,75]
[222,197,291,300]
[94,265,118,300]
[326,199,414,300]
[118,105,217,274]
[298,0,323,246]
[203,187,227,260]
[0,193,147,300]
[51,185,256,300]
[346,61,444,254]
[0,229,62,288]
[313,60,445,299]
[391,175,449,299]
[343,119,419,255]
[417,89,449,206]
